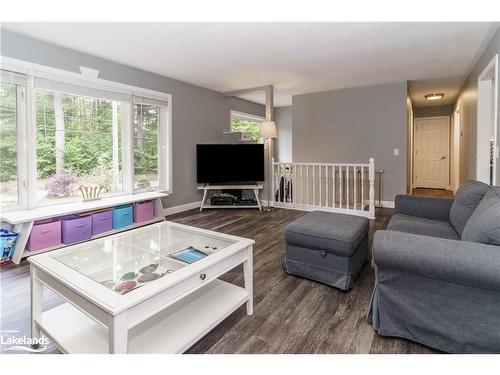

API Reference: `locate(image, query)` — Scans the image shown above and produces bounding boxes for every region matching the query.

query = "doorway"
[477,54,498,186]
[414,116,450,189]
[451,106,461,193]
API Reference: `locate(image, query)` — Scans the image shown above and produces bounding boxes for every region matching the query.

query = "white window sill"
[0,191,168,225]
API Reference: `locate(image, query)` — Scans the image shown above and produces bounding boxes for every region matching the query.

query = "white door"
[414,116,450,189]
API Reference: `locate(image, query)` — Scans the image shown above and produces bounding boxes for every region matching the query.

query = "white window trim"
[1,57,173,210]
[229,110,265,132]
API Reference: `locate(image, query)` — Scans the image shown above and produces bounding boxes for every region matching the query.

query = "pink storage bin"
[26,220,62,251]
[133,200,155,223]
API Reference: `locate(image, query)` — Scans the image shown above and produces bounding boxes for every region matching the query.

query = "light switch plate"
[393,148,400,156]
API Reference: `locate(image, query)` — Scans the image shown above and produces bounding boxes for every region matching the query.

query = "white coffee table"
[28,221,253,353]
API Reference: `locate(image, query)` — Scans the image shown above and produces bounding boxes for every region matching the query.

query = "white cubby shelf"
[1,191,167,264]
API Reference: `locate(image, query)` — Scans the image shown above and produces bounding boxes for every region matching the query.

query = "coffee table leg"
[30,266,42,347]
[108,313,128,353]
[243,246,254,315]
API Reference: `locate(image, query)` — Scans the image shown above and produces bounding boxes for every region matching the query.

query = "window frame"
[229,110,265,133]
[0,71,28,211]
[0,58,172,210]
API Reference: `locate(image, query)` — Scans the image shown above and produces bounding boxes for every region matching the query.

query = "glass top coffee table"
[29,221,254,353]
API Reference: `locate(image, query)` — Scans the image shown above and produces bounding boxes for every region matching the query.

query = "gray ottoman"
[283,211,369,291]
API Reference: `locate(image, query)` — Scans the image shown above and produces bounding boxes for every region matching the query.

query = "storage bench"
[283,211,369,291]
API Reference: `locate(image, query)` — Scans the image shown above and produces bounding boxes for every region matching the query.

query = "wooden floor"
[412,188,454,198]
[0,207,438,354]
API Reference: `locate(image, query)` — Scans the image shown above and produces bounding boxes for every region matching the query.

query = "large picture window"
[134,103,159,190]
[35,90,125,204]
[0,82,19,207]
[0,67,171,210]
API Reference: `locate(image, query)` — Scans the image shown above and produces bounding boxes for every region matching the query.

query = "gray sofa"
[368,181,500,353]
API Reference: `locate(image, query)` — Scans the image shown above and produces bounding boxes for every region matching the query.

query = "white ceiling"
[2,22,497,107]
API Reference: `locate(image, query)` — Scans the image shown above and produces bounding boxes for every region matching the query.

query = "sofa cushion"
[284,211,369,257]
[449,180,490,236]
[462,188,500,245]
[387,214,459,240]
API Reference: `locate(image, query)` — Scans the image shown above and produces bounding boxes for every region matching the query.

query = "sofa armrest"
[394,194,454,221]
[373,230,500,291]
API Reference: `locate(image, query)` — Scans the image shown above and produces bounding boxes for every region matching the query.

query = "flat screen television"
[196,144,265,183]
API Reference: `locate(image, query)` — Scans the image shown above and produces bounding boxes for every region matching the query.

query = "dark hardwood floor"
[0,207,438,354]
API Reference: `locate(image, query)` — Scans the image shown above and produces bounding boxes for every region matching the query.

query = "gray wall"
[274,106,292,162]
[413,105,452,118]
[1,30,265,208]
[292,81,408,202]
[453,25,500,184]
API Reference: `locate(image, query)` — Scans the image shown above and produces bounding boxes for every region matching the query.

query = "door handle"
[441,156,446,160]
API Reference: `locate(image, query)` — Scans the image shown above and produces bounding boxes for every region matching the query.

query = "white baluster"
[300,164,304,204]
[333,166,336,208]
[339,166,343,209]
[326,166,329,207]
[369,158,375,218]
[312,165,315,206]
[306,165,309,205]
[354,166,357,211]
[346,166,350,209]
[319,165,322,207]
[272,158,275,206]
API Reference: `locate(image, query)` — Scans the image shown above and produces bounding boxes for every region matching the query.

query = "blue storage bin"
[112,204,133,229]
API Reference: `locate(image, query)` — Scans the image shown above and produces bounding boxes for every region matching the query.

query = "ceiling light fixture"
[424,92,445,101]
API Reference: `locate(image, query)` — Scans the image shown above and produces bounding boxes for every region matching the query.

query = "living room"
[1,1,500,374]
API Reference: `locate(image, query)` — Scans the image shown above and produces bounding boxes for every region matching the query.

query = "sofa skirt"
[367,266,500,353]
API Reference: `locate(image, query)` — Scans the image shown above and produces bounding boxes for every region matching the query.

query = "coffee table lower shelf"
[36,280,249,354]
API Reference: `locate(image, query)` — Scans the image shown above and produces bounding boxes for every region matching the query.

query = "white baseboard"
[377,201,395,208]
[163,201,202,216]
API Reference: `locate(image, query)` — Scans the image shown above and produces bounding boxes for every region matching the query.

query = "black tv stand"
[197,184,263,211]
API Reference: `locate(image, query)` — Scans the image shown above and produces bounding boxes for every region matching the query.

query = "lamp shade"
[259,121,277,138]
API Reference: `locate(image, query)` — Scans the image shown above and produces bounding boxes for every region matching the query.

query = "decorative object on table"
[0,229,18,265]
[140,263,159,274]
[138,273,161,283]
[79,184,105,202]
[100,280,115,288]
[259,120,278,211]
[115,281,137,293]
[121,271,138,281]
[170,246,208,264]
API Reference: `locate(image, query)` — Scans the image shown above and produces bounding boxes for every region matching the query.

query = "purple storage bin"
[92,210,113,236]
[133,200,155,223]
[26,220,62,251]
[61,215,92,245]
